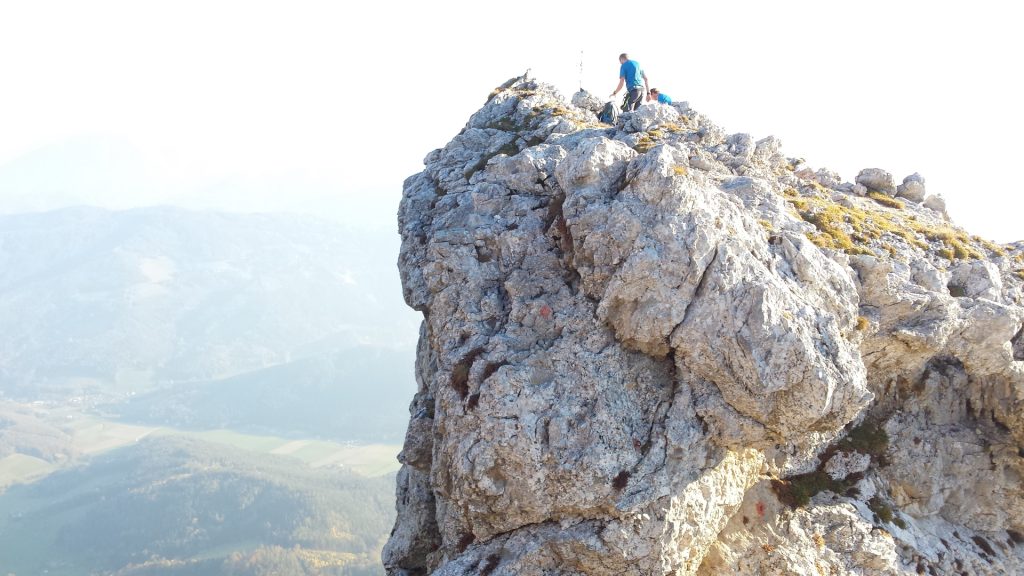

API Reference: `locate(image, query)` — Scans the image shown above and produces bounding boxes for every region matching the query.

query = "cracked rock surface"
[385,76,1024,575]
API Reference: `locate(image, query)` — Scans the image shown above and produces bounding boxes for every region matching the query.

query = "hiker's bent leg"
[627,88,643,111]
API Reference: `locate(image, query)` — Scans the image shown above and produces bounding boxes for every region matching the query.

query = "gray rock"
[947,259,1003,300]
[815,168,843,188]
[621,102,681,133]
[753,136,784,171]
[824,450,871,480]
[703,484,902,575]
[793,166,816,180]
[856,168,897,195]
[570,88,604,113]
[924,193,947,217]
[896,172,927,202]
[723,132,755,165]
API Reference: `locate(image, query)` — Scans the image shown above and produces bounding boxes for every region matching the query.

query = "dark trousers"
[625,87,644,111]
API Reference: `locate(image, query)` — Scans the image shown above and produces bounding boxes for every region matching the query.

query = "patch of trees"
[0,403,77,462]
[2,436,393,575]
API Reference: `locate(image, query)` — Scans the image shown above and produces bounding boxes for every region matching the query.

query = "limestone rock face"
[386,76,1024,575]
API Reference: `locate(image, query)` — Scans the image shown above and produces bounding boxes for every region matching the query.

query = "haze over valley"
[0,207,417,575]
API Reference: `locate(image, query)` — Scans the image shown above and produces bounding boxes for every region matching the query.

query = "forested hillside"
[0,436,394,575]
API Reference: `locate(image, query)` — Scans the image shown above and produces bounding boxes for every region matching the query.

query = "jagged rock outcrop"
[386,75,1024,575]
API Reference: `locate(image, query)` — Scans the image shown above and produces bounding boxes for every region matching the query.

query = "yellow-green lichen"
[914,225,984,260]
[805,181,830,195]
[662,121,689,133]
[633,133,656,153]
[486,83,538,103]
[866,191,905,210]
[673,165,688,176]
[786,196,886,255]
[972,236,1006,257]
[783,189,993,261]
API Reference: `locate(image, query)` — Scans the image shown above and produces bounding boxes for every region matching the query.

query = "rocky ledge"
[385,75,1024,575]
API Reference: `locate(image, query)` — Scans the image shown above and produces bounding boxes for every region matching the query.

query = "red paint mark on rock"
[539,305,552,318]
[756,501,766,518]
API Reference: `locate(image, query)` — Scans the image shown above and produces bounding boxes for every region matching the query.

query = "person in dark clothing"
[610,53,648,112]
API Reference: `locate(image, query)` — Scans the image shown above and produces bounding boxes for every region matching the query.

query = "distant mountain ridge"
[115,344,414,442]
[0,206,418,399]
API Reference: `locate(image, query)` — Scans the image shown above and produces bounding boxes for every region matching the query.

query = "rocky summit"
[385,75,1024,575]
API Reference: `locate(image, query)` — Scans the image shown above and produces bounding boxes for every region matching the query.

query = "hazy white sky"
[1,0,1021,240]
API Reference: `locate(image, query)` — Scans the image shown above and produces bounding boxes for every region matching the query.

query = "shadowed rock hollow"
[385,75,1024,575]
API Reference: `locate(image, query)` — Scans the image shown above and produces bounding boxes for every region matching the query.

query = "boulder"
[924,193,947,217]
[895,172,926,202]
[620,102,682,133]
[570,88,604,113]
[856,168,897,195]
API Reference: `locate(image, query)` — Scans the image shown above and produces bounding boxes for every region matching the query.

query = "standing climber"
[647,88,672,104]
[610,53,649,112]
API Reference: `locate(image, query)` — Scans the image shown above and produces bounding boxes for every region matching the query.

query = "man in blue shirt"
[648,88,672,104]
[611,53,649,111]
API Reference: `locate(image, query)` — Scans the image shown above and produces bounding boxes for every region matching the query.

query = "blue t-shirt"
[619,59,643,89]
[657,93,672,104]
